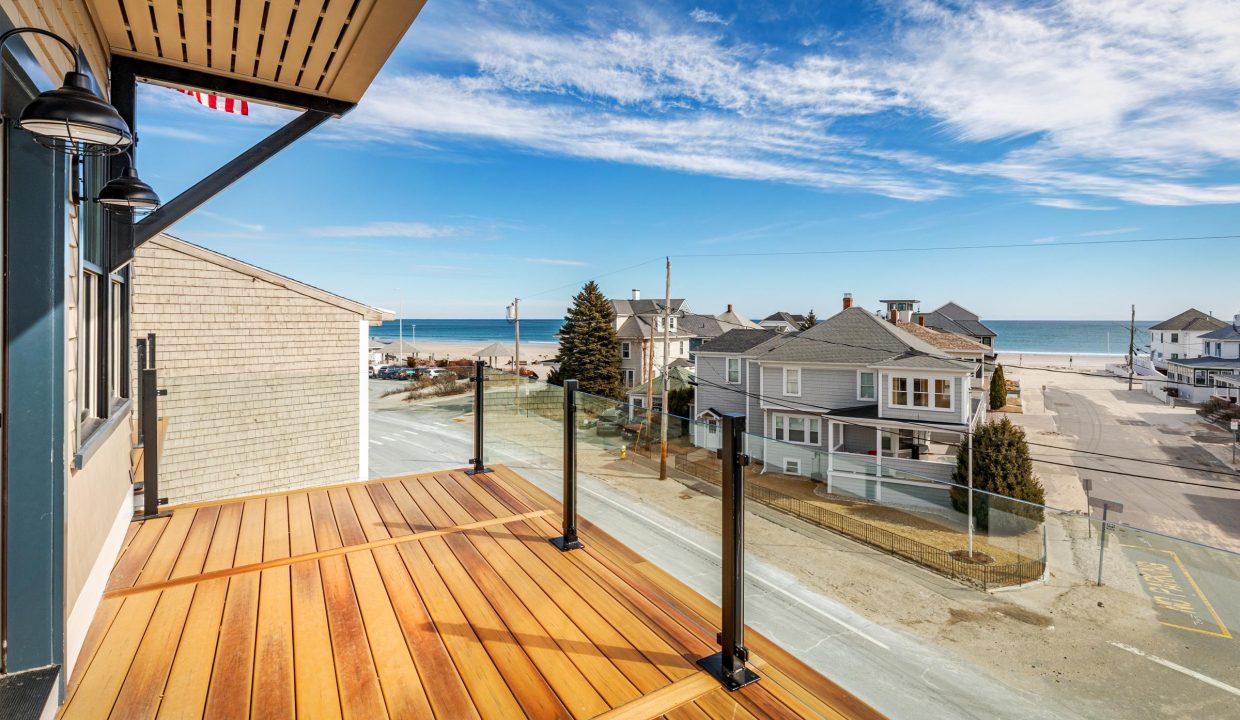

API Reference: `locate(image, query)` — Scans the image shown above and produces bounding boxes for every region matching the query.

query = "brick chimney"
[918,315,926,327]
[726,303,733,313]
[888,308,898,324]
[843,293,853,310]
[631,288,640,300]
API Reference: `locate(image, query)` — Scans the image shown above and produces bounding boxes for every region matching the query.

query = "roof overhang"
[89,0,426,106]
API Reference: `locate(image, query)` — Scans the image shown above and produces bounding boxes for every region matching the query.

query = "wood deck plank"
[429,475,656,708]
[287,492,343,720]
[203,499,266,719]
[404,477,609,718]
[309,490,390,720]
[62,467,882,720]
[155,502,245,720]
[254,497,296,720]
[388,479,571,720]
[330,488,437,719]
[376,483,529,720]
[444,474,699,683]
[107,507,223,719]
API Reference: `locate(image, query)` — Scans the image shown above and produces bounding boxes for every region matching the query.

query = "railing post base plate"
[696,653,760,691]
[549,537,585,552]
[465,467,493,476]
[132,510,172,522]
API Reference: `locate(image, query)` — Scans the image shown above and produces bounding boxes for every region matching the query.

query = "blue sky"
[135,0,1240,321]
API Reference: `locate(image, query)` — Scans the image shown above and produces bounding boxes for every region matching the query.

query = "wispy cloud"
[690,8,727,25]
[306,221,460,238]
[1030,236,1058,244]
[1080,226,1139,237]
[528,257,587,266]
[140,125,217,143]
[1033,198,1116,211]
[337,0,1240,206]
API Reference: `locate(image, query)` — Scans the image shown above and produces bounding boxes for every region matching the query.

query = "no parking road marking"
[1122,545,1231,639]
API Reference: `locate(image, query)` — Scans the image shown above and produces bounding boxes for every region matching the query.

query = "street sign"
[1082,478,1092,494]
[1088,497,1124,513]
[1231,419,1238,431]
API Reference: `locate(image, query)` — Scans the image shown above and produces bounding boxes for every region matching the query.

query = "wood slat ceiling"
[88,0,425,103]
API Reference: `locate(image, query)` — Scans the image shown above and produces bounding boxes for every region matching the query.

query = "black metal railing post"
[137,333,169,520]
[466,360,492,475]
[551,379,584,551]
[698,411,760,690]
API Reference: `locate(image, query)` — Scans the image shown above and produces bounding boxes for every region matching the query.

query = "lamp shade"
[97,166,160,211]
[17,72,133,155]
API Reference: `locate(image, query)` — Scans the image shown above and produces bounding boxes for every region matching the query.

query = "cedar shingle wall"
[132,241,362,502]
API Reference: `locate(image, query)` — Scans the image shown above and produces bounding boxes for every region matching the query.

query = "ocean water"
[372,318,1155,355]
[986,320,1154,356]
[370,318,562,345]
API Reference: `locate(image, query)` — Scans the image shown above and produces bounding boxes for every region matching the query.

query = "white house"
[1148,308,1226,370]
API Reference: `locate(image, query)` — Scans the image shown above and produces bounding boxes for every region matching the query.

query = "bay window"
[934,379,952,409]
[912,378,929,407]
[891,377,908,406]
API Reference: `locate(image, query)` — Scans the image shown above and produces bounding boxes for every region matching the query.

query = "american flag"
[175,88,250,116]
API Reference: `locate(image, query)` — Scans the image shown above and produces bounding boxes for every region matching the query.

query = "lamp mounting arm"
[0,27,80,73]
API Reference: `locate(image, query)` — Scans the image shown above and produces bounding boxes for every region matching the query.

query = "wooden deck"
[61,466,883,720]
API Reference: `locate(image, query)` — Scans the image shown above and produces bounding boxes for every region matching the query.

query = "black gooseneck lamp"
[0,27,134,155]
[97,150,161,213]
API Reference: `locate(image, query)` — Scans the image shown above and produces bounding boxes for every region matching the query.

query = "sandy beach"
[995,351,1118,372]
[377,338,560,366]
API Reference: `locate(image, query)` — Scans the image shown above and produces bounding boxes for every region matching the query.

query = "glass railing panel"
[480,367,565,501]
[368,364,474,480]
[731,427,1240,718]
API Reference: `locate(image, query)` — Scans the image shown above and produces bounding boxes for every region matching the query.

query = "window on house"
[623,369,636,386]
[1159,333,1164,343]
[784,367,801,396]
[858,371,876,400]
[633,396,645,409]
[1195,370,1206,386]
[110,277,126,400]
[891,377,908,405]
[655,317,663,332]
[1171,333,1179,343]
[726,357,741,384]
[706,418,718,435]
[934,379,952,409]
[621,342,631,359]
[784,459,801,475]
[670,316,677,331]
[1171,353,1179,360]
[679,341,685,355]
[80,269,100,423]
[982,337,991,346]
[773,414,819,444]
[912,378,929,407]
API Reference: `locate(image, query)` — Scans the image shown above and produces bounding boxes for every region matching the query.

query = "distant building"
[1148,308,1226,370]
[759,311,808,333]
[914,302,997,350]
[611,289,694,388]
[681,303,761,358]
[1195,312,1240,361]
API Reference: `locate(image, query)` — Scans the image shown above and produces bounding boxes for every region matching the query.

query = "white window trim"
[726,357,741,384]
[771,412,820,445]
[857,370,876,401]
[784,458,801,475]
[887,374,956,412]
[621,342,631,359]
[783,367,801,397]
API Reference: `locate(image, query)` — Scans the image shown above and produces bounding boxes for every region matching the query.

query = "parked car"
[595,408,626,436]
[417,367,457,381]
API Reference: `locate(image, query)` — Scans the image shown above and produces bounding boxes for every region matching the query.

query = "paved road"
[1043,387,1240,692]
[369,397,1079,719]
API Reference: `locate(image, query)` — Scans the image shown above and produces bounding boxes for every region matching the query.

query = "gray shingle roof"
[616,316,695,340]
[696,328,779,354]
[679,313,725,338]
[754,307,953,364]
[761,311,807,325]
[1149,309,1227,332]
[611,298,688,316]
[1199,322,1240,341]
[1167,357,1240,369]
[869,353,976,371]
[916,307,996,338]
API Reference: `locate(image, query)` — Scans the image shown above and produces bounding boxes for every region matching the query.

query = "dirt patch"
[994,604,1054,627]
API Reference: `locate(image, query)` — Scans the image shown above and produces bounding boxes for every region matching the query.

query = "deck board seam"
[102,510,553,599]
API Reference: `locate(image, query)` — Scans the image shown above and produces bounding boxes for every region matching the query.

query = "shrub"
[951,417,1045,533]
[989,364,1007,411]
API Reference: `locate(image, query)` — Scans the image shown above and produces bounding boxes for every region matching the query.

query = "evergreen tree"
[549,282,624,399]
[989,364,1007,411]
[667,386,693,417]
[951,417,1045,532]
[799,309,818,330]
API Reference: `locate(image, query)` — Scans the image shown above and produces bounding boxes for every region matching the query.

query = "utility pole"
[1127,304,1136,391]
[508,297,521,375]
[398,303,404,363]
[659,257,672,480]
[966,422,974,556]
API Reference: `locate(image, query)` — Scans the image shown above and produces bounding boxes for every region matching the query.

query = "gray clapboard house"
[694,302,983,499]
